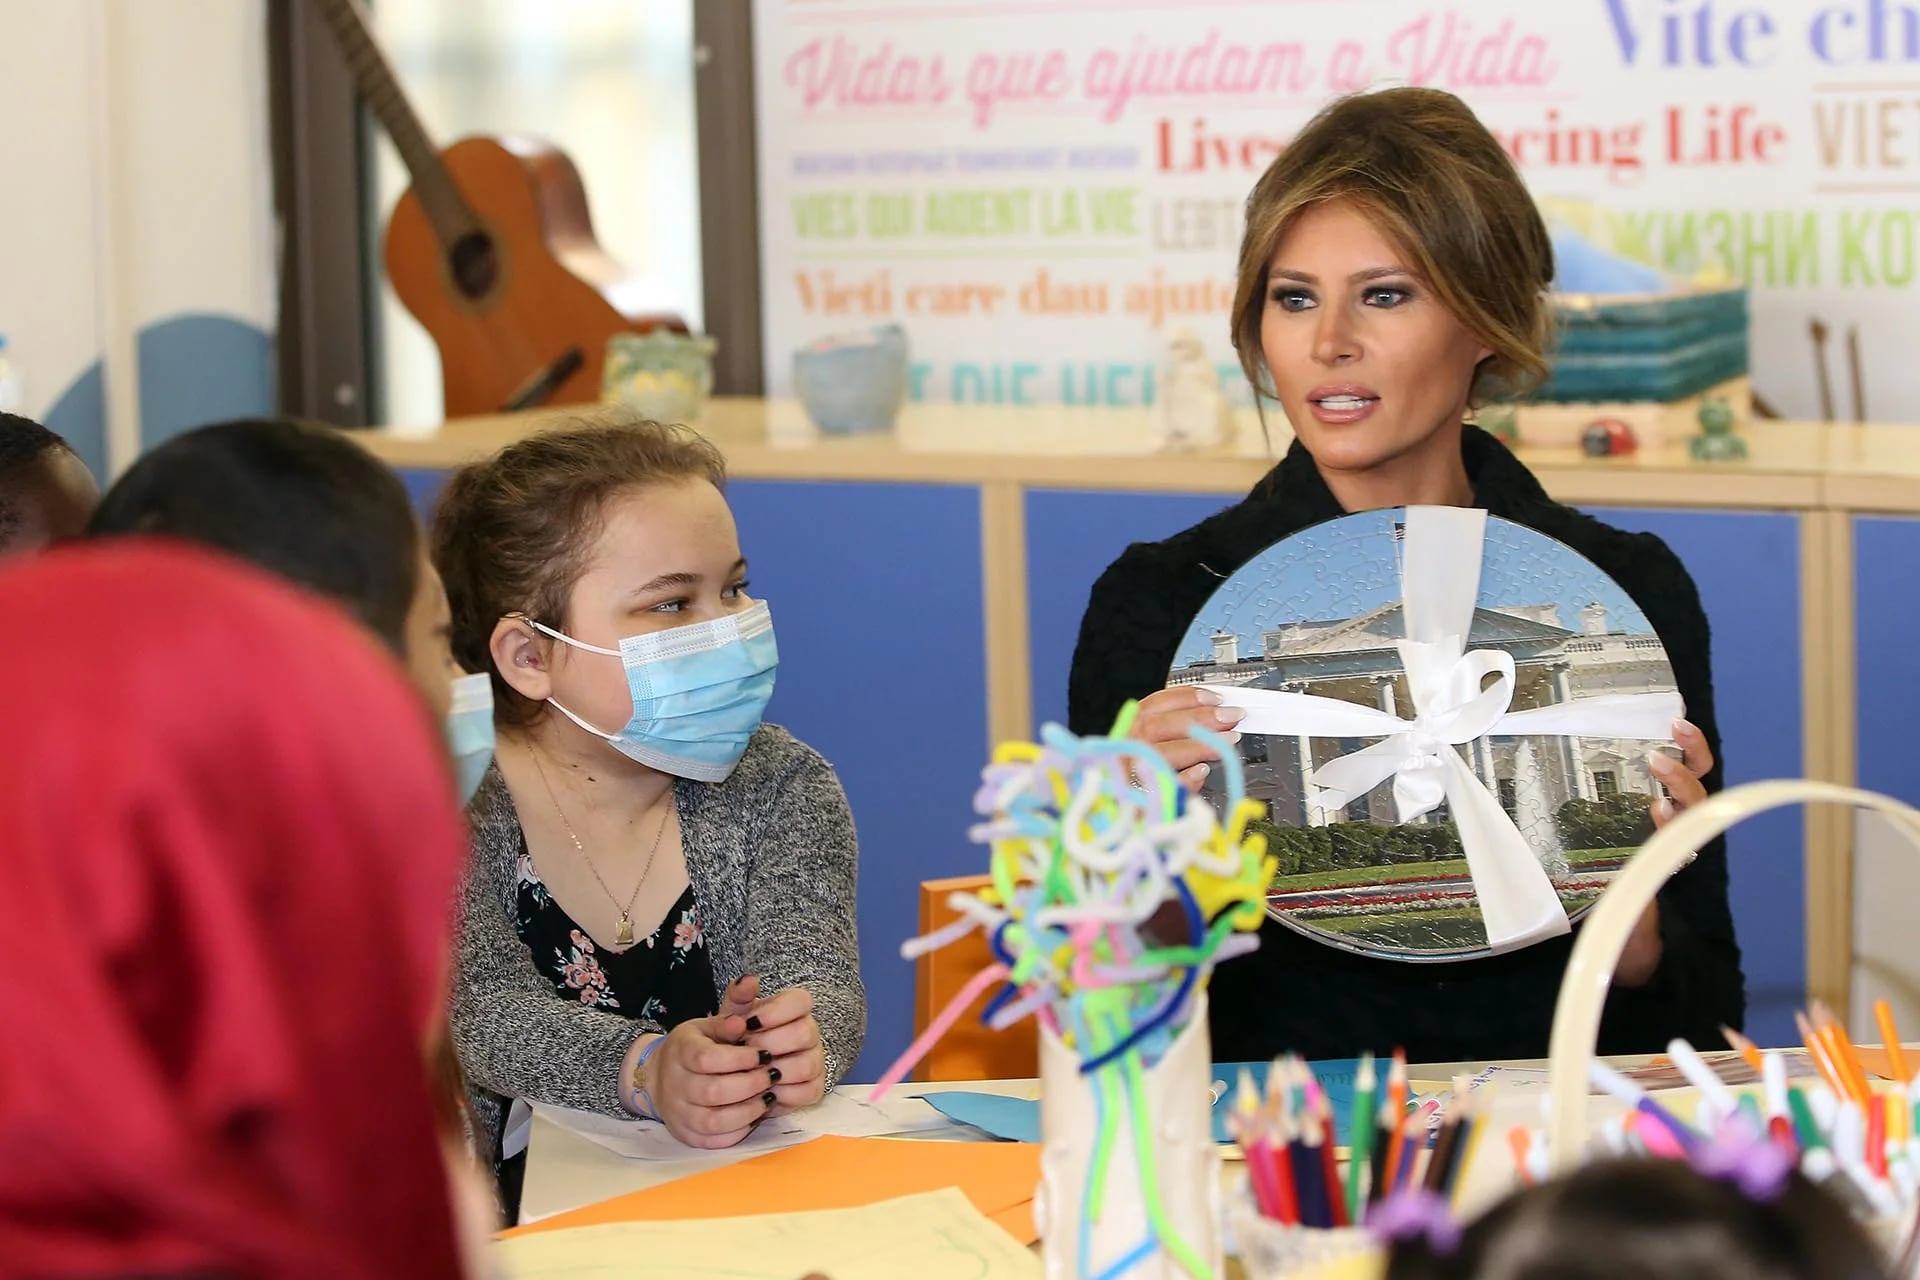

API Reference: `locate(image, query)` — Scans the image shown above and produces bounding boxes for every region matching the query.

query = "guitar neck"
[310,0,477,245]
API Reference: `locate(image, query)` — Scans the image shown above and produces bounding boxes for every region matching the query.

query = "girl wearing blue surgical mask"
[432,418,863,1193]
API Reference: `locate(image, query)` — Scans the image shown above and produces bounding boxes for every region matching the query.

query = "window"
[1498,777,1518,819]
[1244,735,1269,764]
[1593,771,1619,799]
[366,0,701,425]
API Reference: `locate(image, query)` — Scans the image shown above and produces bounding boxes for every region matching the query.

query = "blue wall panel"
[1023,489,1235,735]
[397,466,450,516]
[1855,518,1920,809]
[724,480,990,1080]
[135,314,273,449]
[1586,507,1804,1047]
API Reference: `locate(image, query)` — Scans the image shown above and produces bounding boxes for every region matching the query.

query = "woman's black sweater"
[1066,426,1746,1062]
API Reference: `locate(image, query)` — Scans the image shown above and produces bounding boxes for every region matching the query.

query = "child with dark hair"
[0,413,98,561]
[88,416,469,727]
[87,416,500,1179]
[1382,1155,1892,1280]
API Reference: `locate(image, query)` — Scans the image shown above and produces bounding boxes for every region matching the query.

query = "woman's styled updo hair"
[1386,1157,1891,1280]
[430,413,727,728]
[1230,86,1556,407]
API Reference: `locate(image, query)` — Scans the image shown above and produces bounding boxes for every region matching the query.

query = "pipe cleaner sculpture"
[871,704,1277,1279]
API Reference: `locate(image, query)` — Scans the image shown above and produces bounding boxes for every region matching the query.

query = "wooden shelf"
[353,398,1920,513]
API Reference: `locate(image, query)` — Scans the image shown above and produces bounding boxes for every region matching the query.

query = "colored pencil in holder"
[1423,1116,1464,1193]
[1232,1070,1279,1220]
[1313,1090,1349,1227]
[1368,1094,1398,1206]
[1448,1104,1490,1208]
[1289,1118,1323,1227]
[1380,1105,1409,1200]
[1798,1009,1845,1094]
[1814,1005,1874,1105]
[1874,999,1910,1085]
[1267,1106,1301,1226]
[1346,1052,1376,1214]
[1721,1024,1767,1075]
[1435,1078,1481,1195]
[1394,1112,1422,1192]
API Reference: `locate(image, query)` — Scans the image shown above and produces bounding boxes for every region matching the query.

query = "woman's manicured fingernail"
[1673,719,1696,739]
[758,1049,772,1065]
[746,1016,763,1032]
[1655,798,1676,822]
[1192,763,1210,782]
[1215,706,1245,727]
[769,1067,783,1083]
[1194,688,1222,705]
[1648,751,1676,775]
[762,1090,777,1106]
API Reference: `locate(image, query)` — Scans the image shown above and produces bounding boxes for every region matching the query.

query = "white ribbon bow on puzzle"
[1199,505,1684,952]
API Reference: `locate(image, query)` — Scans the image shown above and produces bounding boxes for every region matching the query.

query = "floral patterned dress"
[512,848,716,1029]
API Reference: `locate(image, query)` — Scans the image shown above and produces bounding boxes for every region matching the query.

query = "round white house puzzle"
[1169,506,1686,963]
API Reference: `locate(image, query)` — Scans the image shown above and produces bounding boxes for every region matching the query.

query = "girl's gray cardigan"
[451,725,865,1158]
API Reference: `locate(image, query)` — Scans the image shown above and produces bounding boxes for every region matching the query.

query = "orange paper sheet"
[502,1135,1041,1244]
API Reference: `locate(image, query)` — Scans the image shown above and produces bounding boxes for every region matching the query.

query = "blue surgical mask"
[527,600,778,783]
[446,672,496,803]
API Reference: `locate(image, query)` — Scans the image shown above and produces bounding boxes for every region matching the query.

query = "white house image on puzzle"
[1170,597,1670,864]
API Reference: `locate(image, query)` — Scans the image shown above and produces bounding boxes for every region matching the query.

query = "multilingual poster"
[755,0,1920,422]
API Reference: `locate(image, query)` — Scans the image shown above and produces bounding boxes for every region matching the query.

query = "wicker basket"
[1545,780,1920,1277]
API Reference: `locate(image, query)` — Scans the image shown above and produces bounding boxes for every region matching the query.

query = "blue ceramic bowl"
[792,324,908,435]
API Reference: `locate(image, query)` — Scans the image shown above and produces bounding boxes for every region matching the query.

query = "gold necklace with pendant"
[530,750,669,949]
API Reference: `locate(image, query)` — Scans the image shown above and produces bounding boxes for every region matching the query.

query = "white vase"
[1035,993,1222,1279]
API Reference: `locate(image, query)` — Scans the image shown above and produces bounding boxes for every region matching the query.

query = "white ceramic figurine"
[1161,328,1233,450]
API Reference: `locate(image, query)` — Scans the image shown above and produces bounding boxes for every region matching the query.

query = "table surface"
[519,1060,1549,1226]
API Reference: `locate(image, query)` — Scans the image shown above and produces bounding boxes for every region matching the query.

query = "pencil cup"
[1228,1181,1375,1279]
[1545,780,1920,1277]
[1034,993,1221,1280]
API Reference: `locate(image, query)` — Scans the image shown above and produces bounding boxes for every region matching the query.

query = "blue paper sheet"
[916,1057,1367,1147]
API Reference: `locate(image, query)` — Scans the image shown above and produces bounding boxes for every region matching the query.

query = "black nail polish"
[758,1049,772,1065]
[762,1090,777,1105]
[769,1067,782,1083]
[746,1016,763,1032]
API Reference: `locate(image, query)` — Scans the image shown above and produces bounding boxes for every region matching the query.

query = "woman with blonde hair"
[1068,87,1741,1063]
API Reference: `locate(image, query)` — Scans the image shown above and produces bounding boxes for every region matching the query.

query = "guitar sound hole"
[448,232,499,300]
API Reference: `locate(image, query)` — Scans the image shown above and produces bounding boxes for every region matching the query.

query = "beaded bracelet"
[628,1033,665,1122]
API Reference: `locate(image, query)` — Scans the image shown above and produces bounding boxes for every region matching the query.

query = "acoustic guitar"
[311,0,688,418]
